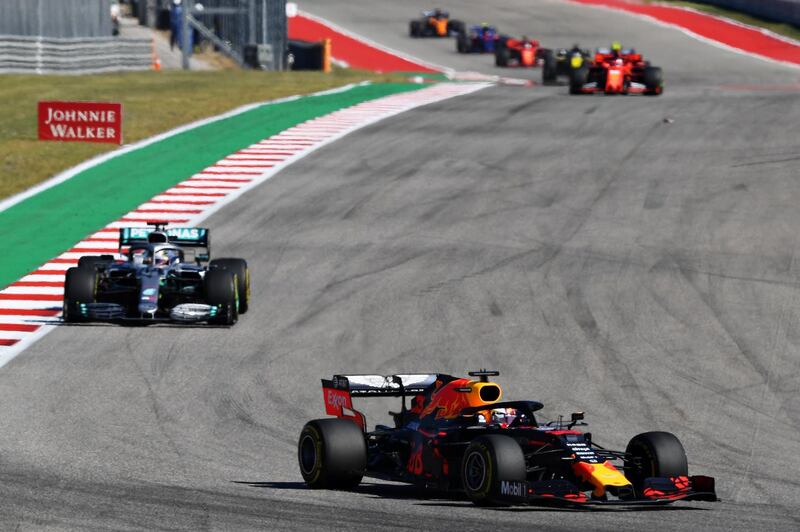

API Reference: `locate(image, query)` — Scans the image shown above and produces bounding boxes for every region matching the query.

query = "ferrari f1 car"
[570,45,663,95]
[495,36,548,68]
[540,45,594,84]
[409,9,464,38]
[456,24,503,54]
[298,371,717,506]
[63,222,250,325]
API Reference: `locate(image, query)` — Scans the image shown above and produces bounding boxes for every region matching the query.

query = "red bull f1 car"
[409,9,464,38]
[63,222,250,325]
[298,371,717,506]
[570,46,663,95]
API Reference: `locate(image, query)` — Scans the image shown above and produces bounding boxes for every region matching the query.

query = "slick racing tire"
[210,258,250,314]
[448,20,465,35]
[456,31,469,53]
[495,47,510,67]
[643,66,663,95]
[624,431,688,493]
[569,66,589,94]
[461,435,526,506]
[63,266,97,322]
[78,255,114,270]
[409,20,420,37]
[541,49,557,84]
[204,269,238,325]
[298,419,366,489]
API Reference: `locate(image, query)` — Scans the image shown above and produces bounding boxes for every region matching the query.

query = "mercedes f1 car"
[495,37,548,68]
[456,24,503,54]
[409,9,464,38]
[63,222,250,325]
[570,45,663,95]
[541,45,594,84]
[298,371,717,507]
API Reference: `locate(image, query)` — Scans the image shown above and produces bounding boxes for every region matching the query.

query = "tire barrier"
[0,35,152,74]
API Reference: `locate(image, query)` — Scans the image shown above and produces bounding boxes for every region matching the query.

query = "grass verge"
[645,1,800,41]
[0,69,403,201]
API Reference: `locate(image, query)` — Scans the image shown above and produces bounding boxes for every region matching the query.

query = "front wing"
[496,475,717,506]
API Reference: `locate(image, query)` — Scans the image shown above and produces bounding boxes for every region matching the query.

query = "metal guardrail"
[692,0,800,28]
[0,35,152,74]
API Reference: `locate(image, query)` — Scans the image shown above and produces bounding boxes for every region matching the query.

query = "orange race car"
[409,8,465,37]
[298,370,717,507]
[570,42,664,95]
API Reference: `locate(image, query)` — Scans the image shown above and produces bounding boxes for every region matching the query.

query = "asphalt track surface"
[2,0,800,529]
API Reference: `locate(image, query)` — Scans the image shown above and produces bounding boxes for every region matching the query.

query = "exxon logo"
[326,390,348,409]
[500,480,527,498]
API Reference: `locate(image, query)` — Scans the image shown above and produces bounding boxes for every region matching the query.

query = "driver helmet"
[614,57,624,66]
[153,248,179,267]
[611,41,622,52]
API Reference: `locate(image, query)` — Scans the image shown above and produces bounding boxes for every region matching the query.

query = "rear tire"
[456,31,469,53]
[298,419,366,489]
[643,66,663,95]
[542,49,557,84]
[461,435,526,506]
[569,66,589,94]
[409,20,420,37]
[448,20,465,35]
[204,269,238,325]
[624,431,688,493]
[63,266,97,322]
[210,258,250,314]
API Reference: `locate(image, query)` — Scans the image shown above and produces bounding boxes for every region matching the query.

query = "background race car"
[409,9,465,37]
[570,47,664,95]
[298,371,717,507]
[63,223,250,326]
[495,37,548,68]
[456,24,505,53]
[541,46,594,84]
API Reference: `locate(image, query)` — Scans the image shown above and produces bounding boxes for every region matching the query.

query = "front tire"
[210,258,250,314]
[624,431,688,493]
[461,435,526,506]
[570,66,589,94]
[204,269,238,325]
[298,419,366,489]
[409,20,421,37]
[643,66,663,95]
[495,47,510,67]
[63,266,97,322]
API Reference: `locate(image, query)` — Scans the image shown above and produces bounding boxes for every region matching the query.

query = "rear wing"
[118,226,211,261]
[321,374,440,430]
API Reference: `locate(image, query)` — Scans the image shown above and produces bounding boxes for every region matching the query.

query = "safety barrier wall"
[0,0,113,38]
[0,36,152,74]
[692,0,800,28]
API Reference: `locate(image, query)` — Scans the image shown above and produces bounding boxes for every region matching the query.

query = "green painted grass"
[0,82,425,289]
